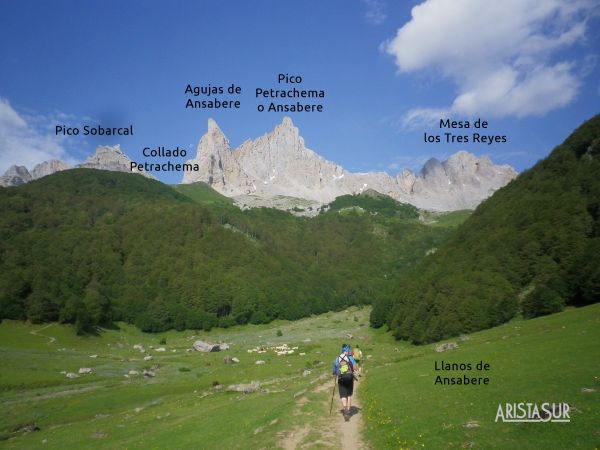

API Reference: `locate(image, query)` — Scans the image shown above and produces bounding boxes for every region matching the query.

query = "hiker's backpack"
[336,353,354,376]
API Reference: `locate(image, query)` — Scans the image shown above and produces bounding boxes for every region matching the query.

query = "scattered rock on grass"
[78,368,92,374]
[302,370,311,377]
[294,389,307,398]
[155,347,166,352]
[10,422,40,434]
[227,381,260,393]
[435,342,458,353]
[463,421,480,428]
[581,387,596,393]
[142,369,155,378]
[66,372,79,379]
[255,360,266,365]
[193,340,221,352]
[144,355,153,361]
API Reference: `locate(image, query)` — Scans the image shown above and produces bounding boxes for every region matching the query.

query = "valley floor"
[0,304,598,449]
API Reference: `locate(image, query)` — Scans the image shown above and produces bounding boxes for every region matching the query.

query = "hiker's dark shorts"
[338,373,354,398]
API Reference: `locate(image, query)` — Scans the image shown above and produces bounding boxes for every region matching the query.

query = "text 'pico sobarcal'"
[56,125,134,136]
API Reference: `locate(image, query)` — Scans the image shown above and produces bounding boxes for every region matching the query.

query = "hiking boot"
[344,410,350,422]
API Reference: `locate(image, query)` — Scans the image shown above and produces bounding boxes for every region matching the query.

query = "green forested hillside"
[324,189,419,219]
[371,113,600,343]
[0,169,452,333]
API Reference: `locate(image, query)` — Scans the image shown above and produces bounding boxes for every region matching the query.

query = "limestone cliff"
[182,117,517,211]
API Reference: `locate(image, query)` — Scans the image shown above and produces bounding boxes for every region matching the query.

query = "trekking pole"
[329,376,337,415]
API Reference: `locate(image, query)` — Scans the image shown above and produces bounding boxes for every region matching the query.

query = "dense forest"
[0,170,453,333]
[371,114,600,344]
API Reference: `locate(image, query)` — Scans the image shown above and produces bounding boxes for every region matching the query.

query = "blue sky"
[1,0,599,183]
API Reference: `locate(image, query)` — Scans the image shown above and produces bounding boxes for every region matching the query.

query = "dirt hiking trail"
[30,323,57,344]
[278,374,369,449]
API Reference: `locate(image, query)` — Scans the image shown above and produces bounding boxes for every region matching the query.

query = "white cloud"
[0,98,83,174]
[384,0,599,125]
[399,107,449,130]
[363,0,387,25]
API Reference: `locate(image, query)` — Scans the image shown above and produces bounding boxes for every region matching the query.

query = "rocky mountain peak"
[274,116,298,135]
[203,119,229,148]
[281,116,294,128]
[207,117,219,132]
[81,145,155,179]
[444,150,485,172]
[0,165,32,187]
[421,158,444,178]
[1,144,153,187]
[31,160,72,179]
[182,120,517,211]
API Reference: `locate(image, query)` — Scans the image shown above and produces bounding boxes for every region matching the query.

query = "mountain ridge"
[182,117,517,211]
[0,145,153,187]
[1,119,516,212]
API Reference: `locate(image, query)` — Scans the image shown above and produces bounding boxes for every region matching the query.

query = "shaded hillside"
[0,169,452,333]
[371,113,600,343]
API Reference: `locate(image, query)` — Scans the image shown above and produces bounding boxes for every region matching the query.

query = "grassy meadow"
[0,308,371,449]
[362,304,600,449]
[1,304,598,449]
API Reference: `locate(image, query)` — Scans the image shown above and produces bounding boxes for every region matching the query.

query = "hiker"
[332,343,357,420]
[353,344,363,377]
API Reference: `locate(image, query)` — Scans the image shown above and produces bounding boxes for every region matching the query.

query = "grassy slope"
[0,308,371,449]
[362,303,600,449]
[172,182,235,207]
[1,304,598,449]
[420,210,473,228]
